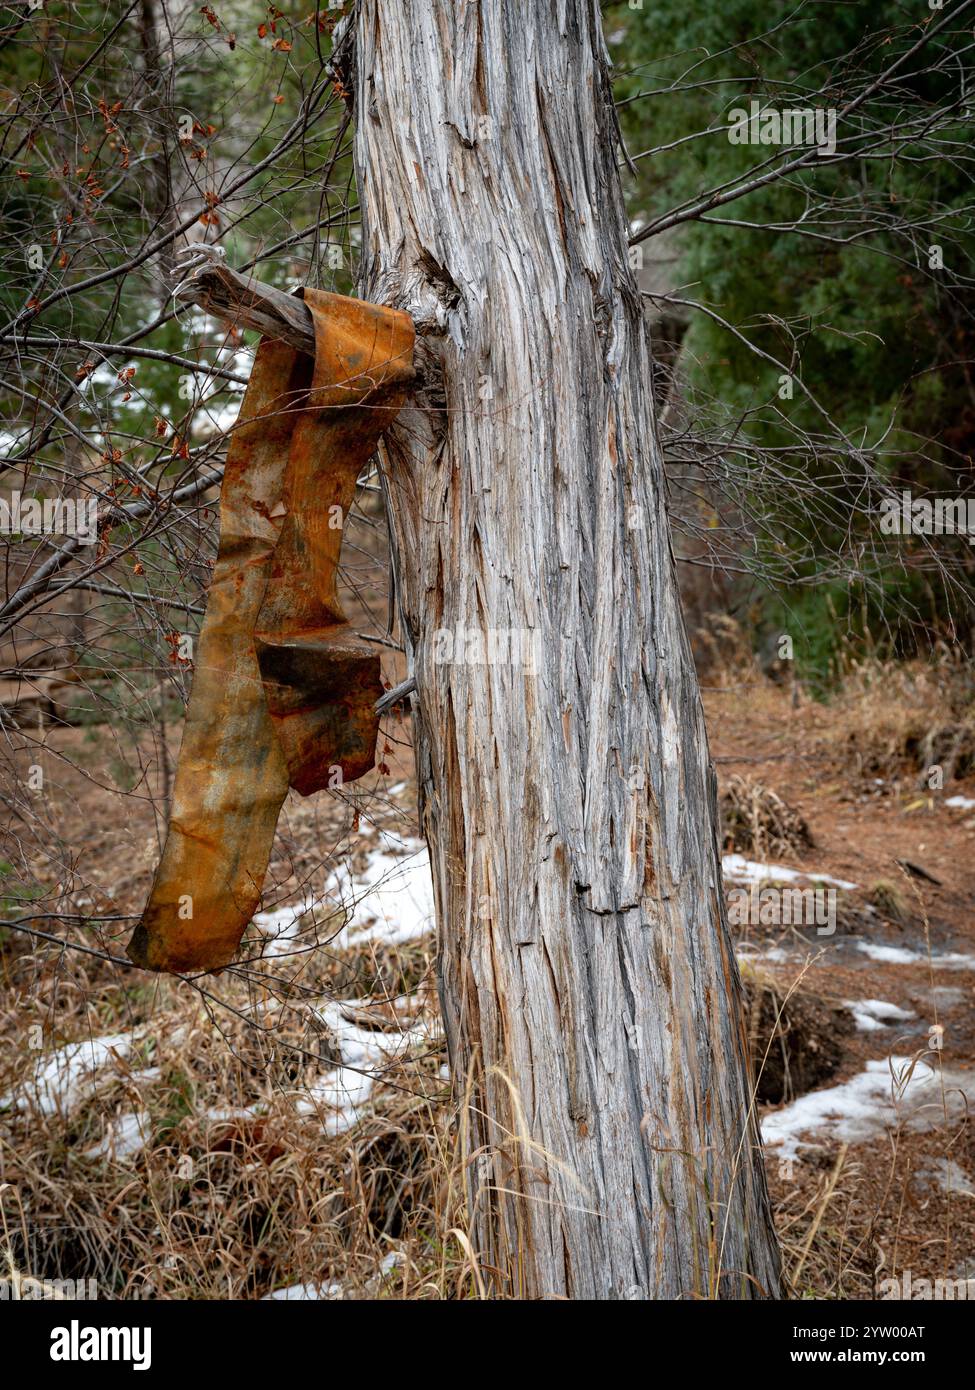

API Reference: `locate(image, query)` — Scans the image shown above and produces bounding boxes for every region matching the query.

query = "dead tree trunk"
[349,0,781,1299]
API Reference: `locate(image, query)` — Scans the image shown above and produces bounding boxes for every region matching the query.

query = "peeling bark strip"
[352,2,782,1297]
[128,290,414,974]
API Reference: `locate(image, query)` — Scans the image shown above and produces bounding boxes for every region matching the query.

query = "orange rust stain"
[607,416,619,470]
[128,290,414,974]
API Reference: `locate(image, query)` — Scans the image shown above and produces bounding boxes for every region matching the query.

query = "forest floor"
[706,674,975,1300]
[0,661,973,1299]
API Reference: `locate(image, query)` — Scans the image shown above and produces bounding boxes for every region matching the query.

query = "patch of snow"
[85,1110,150,1160]
[262,1281,344,1301]
[945,796,975,810]
[339,843,435,947]
[250,841,438,1136]
[737,943,791,965]
[844,999,916,1032]
[762,1057,975,1160]
[856,942,922,965]
[254,838,435,957]
[917,1158,975,1198]
[252,896,323,957]
[3,1032,136,1115]
[130,1066,161,1085]
[913,985,967,1010]
[929,951,975,970]
[722,854,857,891]
[856,942,975,969]
[295,1000,429,1137]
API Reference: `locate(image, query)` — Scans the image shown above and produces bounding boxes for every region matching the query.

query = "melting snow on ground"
[254,837,435,957]
[855,941,975,969]
[2,840,437,1156]
[762,1057,975,1160]
[262,1250,403,1301]
[85,1109,152,1161]
[916,1158,975,1198]
[721,854,857,891]
[251,837,437,1136]
[736,943,791,964]
[294,1000,430,1137]
[844,998,916,1032]
[262,1280,344,1301]
[2,1032,136,1115]
[333,842,435,947]
[203,1105,264,1124]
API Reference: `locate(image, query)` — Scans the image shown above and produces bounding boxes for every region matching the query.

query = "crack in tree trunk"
[353,0,782,1299]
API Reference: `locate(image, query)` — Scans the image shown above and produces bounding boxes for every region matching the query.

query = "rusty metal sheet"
[128,290,415,973]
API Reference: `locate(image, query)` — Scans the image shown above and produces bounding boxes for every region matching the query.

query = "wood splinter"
[173,245,318,355]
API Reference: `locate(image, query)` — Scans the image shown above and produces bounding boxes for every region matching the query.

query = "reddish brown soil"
[708,681,975,1297]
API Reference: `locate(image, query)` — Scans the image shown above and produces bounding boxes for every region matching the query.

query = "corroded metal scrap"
[128,289,415,973]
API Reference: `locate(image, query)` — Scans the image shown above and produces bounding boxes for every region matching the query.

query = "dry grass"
[771,1088,975,1301]
[828,649,975,785]
[692,612,763,682]
[2,908,968,1303]
[3,653,973,1301]
[720,774,814,859]
[774,1146,878,1299]
[1,918,909,1303]
[868,878,910,926]
[0,928,474,1301]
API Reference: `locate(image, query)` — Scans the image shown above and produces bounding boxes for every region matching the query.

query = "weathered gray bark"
[351,0,781,1299]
